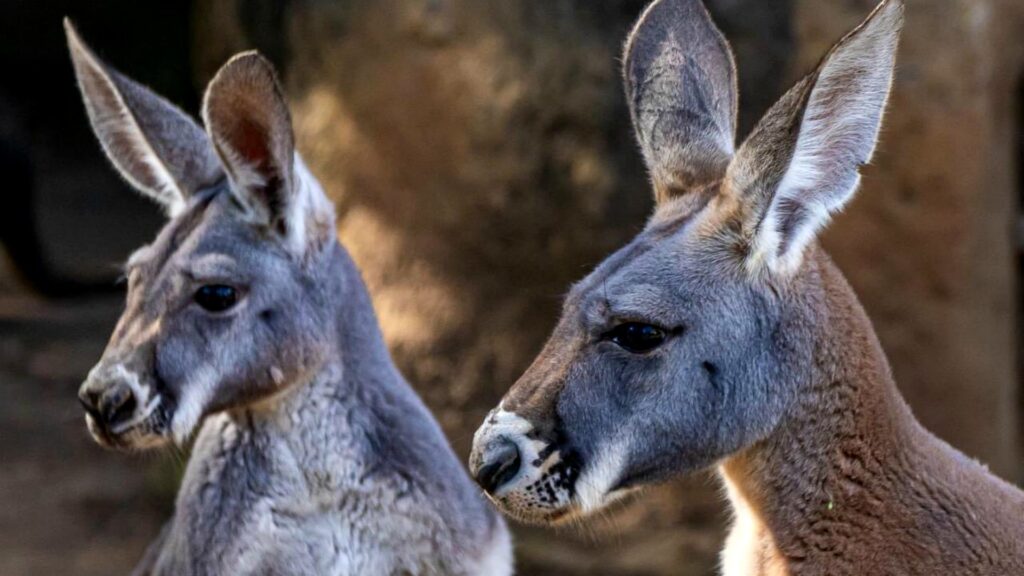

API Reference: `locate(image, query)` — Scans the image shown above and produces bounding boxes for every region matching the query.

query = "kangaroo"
[66,22,510,576]
[469,1,1024,574]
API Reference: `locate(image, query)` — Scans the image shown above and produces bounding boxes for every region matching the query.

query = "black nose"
[473,436,522,494]
[78,380,137,430]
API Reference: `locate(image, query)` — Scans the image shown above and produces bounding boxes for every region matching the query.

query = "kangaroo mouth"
[486,447,587,526]
[493,439,642,526]
[85,395,173,451]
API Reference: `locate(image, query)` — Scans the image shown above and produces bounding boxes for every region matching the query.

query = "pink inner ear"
[222,111,287,222]
[232,115,272,170]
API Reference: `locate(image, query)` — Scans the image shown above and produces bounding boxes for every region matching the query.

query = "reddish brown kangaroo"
[469,0,1024,574]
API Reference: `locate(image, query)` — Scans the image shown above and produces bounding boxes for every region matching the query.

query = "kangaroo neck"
[228,240,402,461]
[720,250,925,568]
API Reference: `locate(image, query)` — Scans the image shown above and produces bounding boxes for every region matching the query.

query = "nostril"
[474,437,522,494]
[99,384,137,427]
[110,393,137,427]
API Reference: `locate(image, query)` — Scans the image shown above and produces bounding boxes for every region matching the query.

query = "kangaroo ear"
[624,0,738,204]
[727,0,904,275]
[202,52,333,255]
[65,19,222,216]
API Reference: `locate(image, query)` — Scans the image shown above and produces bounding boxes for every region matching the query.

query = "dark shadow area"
[0,0,197,295]
[707,0,793,138]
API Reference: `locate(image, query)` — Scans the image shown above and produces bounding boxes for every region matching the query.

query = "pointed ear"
[727,0,904,275]
[202,52,333,255]
[65,19,222,216]
[624,0,738,203]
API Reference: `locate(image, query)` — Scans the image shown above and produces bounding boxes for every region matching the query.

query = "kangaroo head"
[470,0,903,525]
[67,22,337,450]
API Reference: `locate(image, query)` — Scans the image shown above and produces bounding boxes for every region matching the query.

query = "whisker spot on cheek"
[703,361,722,392]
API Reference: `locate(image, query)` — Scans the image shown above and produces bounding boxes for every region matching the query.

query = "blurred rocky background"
[1,0,1022,574]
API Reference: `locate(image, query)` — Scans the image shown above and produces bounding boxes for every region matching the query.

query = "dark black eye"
[604,322,668,354]
[194,285,238,313]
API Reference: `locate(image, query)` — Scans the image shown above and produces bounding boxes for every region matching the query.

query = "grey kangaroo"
[67,21,510,576]
[470,0,1024,574]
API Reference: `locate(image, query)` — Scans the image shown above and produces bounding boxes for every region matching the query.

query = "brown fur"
[722,247,1024,575]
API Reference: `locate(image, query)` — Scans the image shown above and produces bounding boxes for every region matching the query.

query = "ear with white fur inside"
[726,0,904,275]
[201,51,334,256]
[64,19,223,216]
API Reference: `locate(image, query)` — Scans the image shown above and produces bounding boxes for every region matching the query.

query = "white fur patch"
[575,440,629,514]
[719,469,768,576]
[171,366,218,445]
[289,153,335,254]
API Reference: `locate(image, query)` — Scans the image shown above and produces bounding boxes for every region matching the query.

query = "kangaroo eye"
[195,285,238,313]
[603,322,668,354]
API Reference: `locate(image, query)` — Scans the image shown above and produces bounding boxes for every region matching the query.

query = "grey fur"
[472,1,1024,574]
[624,0,738,202]
[68,22,510,576]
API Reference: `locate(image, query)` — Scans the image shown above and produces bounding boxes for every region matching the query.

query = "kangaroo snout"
[78,362,166,449]
[79,376,138,431]
[472,436,522,494]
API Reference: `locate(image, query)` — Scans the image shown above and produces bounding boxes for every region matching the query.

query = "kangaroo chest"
[151,414,444,576]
